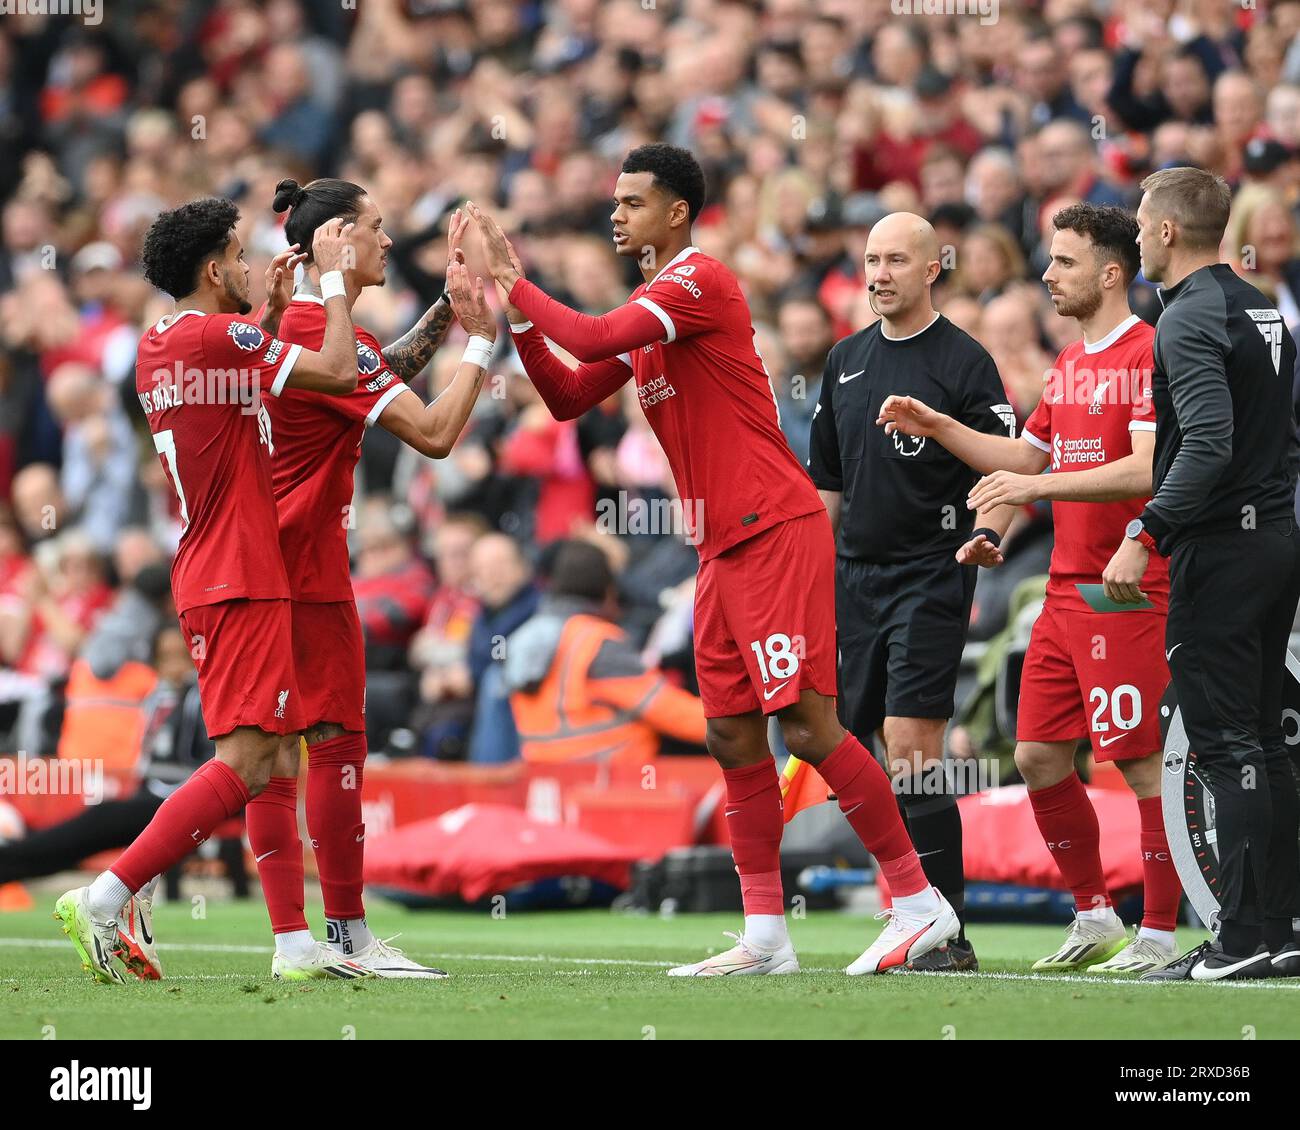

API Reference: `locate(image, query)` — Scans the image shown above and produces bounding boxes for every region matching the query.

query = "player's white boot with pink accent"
[846,889,960,975]
[667,931,800,976]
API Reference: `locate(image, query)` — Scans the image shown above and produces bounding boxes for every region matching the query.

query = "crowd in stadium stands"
[5,0,1300,768]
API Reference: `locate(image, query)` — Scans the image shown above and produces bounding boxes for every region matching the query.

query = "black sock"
[898,786,966,943]
[1219,918,1263,956]
[1263,916,1294,952]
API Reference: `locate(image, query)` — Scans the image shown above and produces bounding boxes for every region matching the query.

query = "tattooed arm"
[382,297,456,382]
[377,260,494,458]
[382,208,472,381]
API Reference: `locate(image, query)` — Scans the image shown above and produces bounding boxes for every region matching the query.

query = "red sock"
[246,776,307,934]
[1028,773,1110,912]
[306,733,368,921]
[109,760,250,892]
[817,734,927,895]
[1137,794,1180,931]
[722,760,784,915]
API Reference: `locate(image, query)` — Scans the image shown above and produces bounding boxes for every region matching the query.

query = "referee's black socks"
[897,786,966,941]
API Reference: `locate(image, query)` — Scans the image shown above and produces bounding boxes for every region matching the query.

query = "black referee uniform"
[808,312,1013,936]
[809,313,1013,735]
[1137,263,1300,973]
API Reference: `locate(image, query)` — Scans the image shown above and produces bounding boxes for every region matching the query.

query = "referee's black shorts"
[835,548,976,739]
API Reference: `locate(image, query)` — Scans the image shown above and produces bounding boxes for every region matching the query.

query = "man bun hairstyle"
[621,143,707,222]
[272,177,367,261]
[1052,202,1141,283]
[1139,166,1232,251]
[141,197,240,299]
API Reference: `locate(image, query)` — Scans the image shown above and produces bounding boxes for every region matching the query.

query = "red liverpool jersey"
[624,246,823,559]
[265,295,411,602]
[1022,314,1170,613]
[135,310,303,613]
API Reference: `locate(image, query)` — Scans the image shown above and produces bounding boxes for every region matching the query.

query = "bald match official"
[808,213,1017,971]
[1106,168,1300,982]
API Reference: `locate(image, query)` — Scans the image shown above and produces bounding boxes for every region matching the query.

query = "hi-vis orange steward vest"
[510,614,705,765]
[56,658,156,772]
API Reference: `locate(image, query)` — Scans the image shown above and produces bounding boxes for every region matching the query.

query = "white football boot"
[846,890,960,975]
[271,940,374,981]
[667,931,800,976]
[344,935,450,979]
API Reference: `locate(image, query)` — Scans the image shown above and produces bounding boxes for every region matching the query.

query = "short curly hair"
[141,197,240,299]
[622,144,706,222]
[1052,202,1141,284]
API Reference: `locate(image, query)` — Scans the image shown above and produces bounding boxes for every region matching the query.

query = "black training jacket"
[1141,263,1299,554]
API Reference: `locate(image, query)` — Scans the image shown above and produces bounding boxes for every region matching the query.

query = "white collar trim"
[649,245,700,287]
[153,309,205,334]
[1082,313,1141,354]
[881,311,940,342]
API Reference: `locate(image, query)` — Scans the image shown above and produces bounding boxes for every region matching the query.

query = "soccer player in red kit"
[54,198,370,984]
[246,178,494,978]
[878,204,1181,975]
[465,144,958,976]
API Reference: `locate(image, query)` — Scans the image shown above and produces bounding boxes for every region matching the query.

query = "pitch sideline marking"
[3,937,1299,989]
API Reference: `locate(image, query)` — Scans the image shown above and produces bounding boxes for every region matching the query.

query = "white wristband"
[320,271,346,301]
[461,335,494,370]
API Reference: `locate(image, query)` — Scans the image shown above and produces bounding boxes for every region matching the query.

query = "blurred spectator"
[81,536,171,683]
[1240,136,1300,197]
[352,498,435,670]
[0,528,111,683]
[1214,71,1266,181]
[952,224,1026,303]
[45,363,138,553]
[1018,32,1089,128]
[466,532,540,764]
[775,296,833,465]
[497,392,596,545]
[977,289,1052,424]
[10,464,64,546]
[409,513,486,760]
[1034,119,1129,208]
[504,540,707,765]
[1224,182,1300,332]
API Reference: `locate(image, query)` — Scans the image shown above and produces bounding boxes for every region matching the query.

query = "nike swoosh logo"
[355,833,365,843]
[838,369,864,384]
[1097,734,1125,748]
[1165,643,1182,661]
[254,849,278,863]
[843,802,863,817]
[763,679,791,701]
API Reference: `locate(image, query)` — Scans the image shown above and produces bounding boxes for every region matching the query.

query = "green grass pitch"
[2,899,1297,1040]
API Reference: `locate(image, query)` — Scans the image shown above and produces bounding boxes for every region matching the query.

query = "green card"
[1075,583,1154,613]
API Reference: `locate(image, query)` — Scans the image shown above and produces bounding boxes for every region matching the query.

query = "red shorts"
[1017,602,1169,762]
[694,510,839,717]
[177,598,304,739]
[291,599,366,732]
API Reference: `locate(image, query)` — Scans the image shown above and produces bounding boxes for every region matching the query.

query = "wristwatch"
[1125,517,1157,550]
